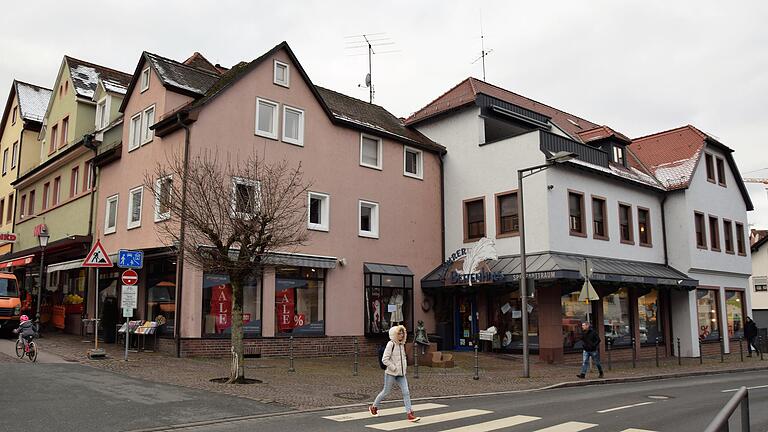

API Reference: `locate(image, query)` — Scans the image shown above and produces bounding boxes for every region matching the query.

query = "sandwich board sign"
[82,240,113,268]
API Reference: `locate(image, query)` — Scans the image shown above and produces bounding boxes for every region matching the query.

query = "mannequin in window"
[389,289,404,325]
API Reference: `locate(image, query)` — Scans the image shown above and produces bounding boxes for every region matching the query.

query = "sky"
[2,0,768,225]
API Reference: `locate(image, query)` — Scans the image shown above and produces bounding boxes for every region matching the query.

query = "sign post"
[82,240,113,359]
[121,282,138,362]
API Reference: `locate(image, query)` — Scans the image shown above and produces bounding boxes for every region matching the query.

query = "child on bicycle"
[14,315,37,351]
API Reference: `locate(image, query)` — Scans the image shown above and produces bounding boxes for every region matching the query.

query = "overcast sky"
[3,1,768,225]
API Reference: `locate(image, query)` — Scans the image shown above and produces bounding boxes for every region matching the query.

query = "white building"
[750,236,768,326]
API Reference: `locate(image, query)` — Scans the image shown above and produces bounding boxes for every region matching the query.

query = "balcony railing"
[540,130,610,168]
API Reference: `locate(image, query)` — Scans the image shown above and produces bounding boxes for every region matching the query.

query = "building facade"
[750,236,768,327]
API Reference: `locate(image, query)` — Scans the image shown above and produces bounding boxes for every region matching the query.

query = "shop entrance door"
[455,294,477,350]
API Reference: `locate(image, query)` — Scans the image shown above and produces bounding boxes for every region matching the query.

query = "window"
[360,134,382,170]
[70,166,79,197]
[490,289,538,351]
[1,149,7,176]
[52,177,61,206]
[60,116,68,148]
[603,288,632,347]
[562,292,595,352]
[619,203,633,243]
[697,289,720,342]
[365,270,414,336]
[725,290,745,339]
[464,198,485,241]
[307,192,329,232]
[403,147,423,179]
[273,60,289,87]
[695,212,707,249]
[146,259,177,337]
[756,281,768,292]
[27,190,35,215]
[141,106,155,144]
[42,183,50,210]
[716,157,726,186]
[127,187,143,229]
[203,272,261,337]
[95,97,109,129]
[11,141,17,169]
[11,106,16,125]
[104,194,118,234]
[591,196,608,240]
[638,289,663,345]
[736,222,746,255]
[637,207,651,246]
[50,124,58,153]
[140,67,150,92]
[613,146,625,166]
[255,98,278,139]
[282,105,304,146]
[496,192,519,237]
[705,153,715,183]
[359,200,380,238]
[0,200,5,223]
[6,194,12,223]
[128,113,141,151]
[231,178,260,218]
[154,176,172,222]
[723,220,734,254]
[83,161,93,191]
[19,195,25,219]
[568,191,586,236]
[709,215,720,251]
[275,266,325,336]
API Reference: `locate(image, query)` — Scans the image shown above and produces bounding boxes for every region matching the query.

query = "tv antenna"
[471,14,493,81]
[345,33,400,103]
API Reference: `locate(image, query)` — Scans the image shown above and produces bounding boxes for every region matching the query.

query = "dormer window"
[274,60,289,87]
[613,146,626,166]
[140,67,150,92]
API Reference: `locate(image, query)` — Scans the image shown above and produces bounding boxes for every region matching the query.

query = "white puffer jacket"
[382,325,408,377]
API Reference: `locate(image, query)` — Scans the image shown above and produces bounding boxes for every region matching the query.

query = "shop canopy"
[421,252,698,290]
[0,254,34,269]
[364,263,413,276]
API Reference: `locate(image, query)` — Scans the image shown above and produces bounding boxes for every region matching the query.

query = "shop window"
[697,289,720,342]
[638,289,663,345]
[489,290,538,351]
[619,203,633,244]
[709,215,720,251]
[603,288,632,347]
[275,267,324,336]
[694,212,707,249]
[203,272,261,337]
[568,191,585,236]
[364,271,414,336]
[146,259,177,337]
[496,192,519,237]
[562,292,595,352]
[591,196,607,240]
[705,153,715,182]
[725,290,745,340]
[464,198,485,241]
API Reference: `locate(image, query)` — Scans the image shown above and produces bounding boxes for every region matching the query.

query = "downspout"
[661,194,668,266]
[174,112,192,358]
[84,133,98,316]
[439,152,446,263]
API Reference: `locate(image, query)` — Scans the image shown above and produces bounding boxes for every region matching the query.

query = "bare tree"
[146,150,310,383]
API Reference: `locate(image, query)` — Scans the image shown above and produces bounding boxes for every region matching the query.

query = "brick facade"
[156,336,386,358]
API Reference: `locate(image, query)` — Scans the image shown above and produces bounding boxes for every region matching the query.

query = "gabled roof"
[0,80,51,139]
[183,52,222,75]
[577,125,632,145]
[405,77,600,141]
[65,56,131,100]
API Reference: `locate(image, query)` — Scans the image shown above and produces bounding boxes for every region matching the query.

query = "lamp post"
[518,151,577,378]
[36,229,50,327]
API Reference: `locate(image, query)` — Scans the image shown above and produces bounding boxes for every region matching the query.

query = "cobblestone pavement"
[28,332,768,410]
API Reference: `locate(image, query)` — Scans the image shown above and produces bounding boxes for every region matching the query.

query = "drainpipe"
[661,195,668,266]
[439,152,446,263]
[84,133,98,316]
[174,113,192,358]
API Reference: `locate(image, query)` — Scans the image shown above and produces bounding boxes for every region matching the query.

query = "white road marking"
[531,421,597,432]
[620,429,657,432]
[597,401,655,413]
[437,415,541,432]
[721,384,768,393]
[323,403,447,422]
[365,409,492,431]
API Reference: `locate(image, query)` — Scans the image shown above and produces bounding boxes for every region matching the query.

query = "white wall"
[751,245,768,310]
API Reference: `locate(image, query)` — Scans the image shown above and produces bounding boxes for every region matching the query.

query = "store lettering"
[442,248,468,268]
[450,269,504,285]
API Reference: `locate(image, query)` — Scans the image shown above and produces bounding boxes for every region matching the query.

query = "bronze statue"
[415,320,430,346]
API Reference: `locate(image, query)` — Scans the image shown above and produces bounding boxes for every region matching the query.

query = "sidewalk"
[33,332,768,410]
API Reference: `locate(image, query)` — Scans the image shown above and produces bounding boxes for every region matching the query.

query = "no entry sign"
[121,269,138,286]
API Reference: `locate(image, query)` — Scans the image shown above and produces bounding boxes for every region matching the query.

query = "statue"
[415,320,430,346]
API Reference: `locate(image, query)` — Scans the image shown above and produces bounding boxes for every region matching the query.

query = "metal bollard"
[720,336,724,363]
[740,337,744,362]
[699,338,703,365]
[655,337,660,368]
[353,338,359,376]
[631,337,637,369]
[677,338,682,366]
[607,340,612,371]
[414,343,420,379]
[473,344,479,380]
[761,336,765,361]
[288,336,295,372]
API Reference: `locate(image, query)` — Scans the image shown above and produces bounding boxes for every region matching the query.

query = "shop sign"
[0,233,17,243]
[275,288,305,330]
[443,238,504,286]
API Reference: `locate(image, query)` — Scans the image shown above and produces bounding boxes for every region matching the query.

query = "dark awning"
[421,252,697,289]
[364,263,414,276]
[264,252,337,269]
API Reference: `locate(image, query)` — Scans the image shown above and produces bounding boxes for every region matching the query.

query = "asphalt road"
[139,370,768,432]
[0,339,287,432]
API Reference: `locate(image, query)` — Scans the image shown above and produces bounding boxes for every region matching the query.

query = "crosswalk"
[322,402,658,431]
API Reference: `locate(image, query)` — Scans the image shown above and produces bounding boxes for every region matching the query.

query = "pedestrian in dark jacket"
[745,316,760,357]
[577,322,604,379]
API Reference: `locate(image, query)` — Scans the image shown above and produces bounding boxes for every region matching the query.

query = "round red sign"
[122,269,138,286]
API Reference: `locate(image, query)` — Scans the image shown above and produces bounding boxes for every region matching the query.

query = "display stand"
[117,321,158,352]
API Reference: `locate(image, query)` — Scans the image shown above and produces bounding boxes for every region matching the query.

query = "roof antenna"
[345,33,400,103]
[471,11,493,81]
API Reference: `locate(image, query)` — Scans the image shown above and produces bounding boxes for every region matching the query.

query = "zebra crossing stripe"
[619,429,657,432]
[531,421,597,432]
[437,415,541,432]
[323,403,448,422]
[365,409,493,431]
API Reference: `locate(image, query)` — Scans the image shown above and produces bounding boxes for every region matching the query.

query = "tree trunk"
[228,277,245,383]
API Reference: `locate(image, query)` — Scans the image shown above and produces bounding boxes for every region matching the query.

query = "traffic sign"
[121,285,138,309]
[82,240,113,267]
[121,269,138,286]
[118,249,144,269]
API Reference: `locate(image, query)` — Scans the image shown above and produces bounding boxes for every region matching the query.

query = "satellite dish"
[365,73,371,87]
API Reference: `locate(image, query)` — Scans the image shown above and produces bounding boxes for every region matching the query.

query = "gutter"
[174,112,192,358]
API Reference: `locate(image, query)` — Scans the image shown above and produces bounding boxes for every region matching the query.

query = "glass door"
[455,294,477,350]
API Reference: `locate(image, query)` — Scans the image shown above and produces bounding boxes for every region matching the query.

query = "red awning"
[0,254,34,269]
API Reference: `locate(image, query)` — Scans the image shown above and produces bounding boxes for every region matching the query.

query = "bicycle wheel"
[27,341,37,362]
[15,339,24,358]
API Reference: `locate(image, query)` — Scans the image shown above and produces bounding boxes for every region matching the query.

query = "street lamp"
[518,150,577,378]
[36,230,50,327]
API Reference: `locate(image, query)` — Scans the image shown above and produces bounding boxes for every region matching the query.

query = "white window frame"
[307,192,330,232]
[231,177,261,219]
[154,175,172,222]
[255,98,279,140]
[128,113,142,152]
[358,200,380,239]
[11,141,17,169]
[127,186,143,230]
[140,67,150,92]
[141,104,156,145]
[95,96,111,130]
[360,134,383,170]
[104,194,119,234]
[282,105,305,146]
[1,149,7,176]
[403,146,423,179]
[273,60,290,87]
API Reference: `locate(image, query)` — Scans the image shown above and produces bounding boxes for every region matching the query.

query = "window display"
[365,272,413,336]
[203,272,261,337]
[638,289,662,345]
[146,259,176,336]
[489,290,538,351]
[562,292,594,352]
[725,290,745,339]
[275,267,324,336]
[697,289,720,341]
[603,288,632,347]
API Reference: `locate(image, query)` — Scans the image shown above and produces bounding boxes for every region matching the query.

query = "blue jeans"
[580,350,603,375]
[373,373,412,412]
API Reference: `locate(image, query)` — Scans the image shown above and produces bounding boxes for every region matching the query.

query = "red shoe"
[407,412,420,422]
[369,406,378,416]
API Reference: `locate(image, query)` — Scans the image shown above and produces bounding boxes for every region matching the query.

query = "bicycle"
[14,333,38,362]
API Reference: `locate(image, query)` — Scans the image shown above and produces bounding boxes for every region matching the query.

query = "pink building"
[94,42,444,356]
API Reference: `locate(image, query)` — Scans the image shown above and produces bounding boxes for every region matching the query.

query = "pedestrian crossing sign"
[82,240,113,268]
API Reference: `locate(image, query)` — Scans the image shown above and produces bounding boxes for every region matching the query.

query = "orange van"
[0,272,21,331]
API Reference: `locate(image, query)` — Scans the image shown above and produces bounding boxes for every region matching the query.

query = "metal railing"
[704,386,750,432]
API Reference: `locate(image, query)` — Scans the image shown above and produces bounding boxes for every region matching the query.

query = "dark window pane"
[309,197,321,224]
[498,193,519,234]
[592,198,605,237]
[466,200,484,239]
[638,209,650,244]
[568,193,583,233]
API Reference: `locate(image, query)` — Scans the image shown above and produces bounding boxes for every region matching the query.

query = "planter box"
[65,304,84,315]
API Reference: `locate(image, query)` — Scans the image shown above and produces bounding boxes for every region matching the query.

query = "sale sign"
[210,284,251,334]
[276,288,295,331]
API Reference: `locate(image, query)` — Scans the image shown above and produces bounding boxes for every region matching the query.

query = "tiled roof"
[15,81,52,123]
[405,77,600,141]
[65,56,131,99]
[145,52,221,96]
[577,125,632,144]
[629,125,707,190]
[182,52,223,75]
[101,79,127,95]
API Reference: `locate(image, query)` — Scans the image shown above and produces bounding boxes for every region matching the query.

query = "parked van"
[0,272,21,331]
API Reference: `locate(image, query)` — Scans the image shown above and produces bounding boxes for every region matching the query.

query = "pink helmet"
[19,315,29,322]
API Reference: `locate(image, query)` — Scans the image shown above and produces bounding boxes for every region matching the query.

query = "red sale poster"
[210,283,252,334]
[276,288,295,331]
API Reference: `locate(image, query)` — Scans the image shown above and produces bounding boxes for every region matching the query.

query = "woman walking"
[369,325,420,422]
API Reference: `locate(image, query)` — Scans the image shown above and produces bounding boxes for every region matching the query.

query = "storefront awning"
[421,252,698,289]
[263,252,337,269]
[0,254,34,269]
[45,253,118,273]
[364,263,413,276]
